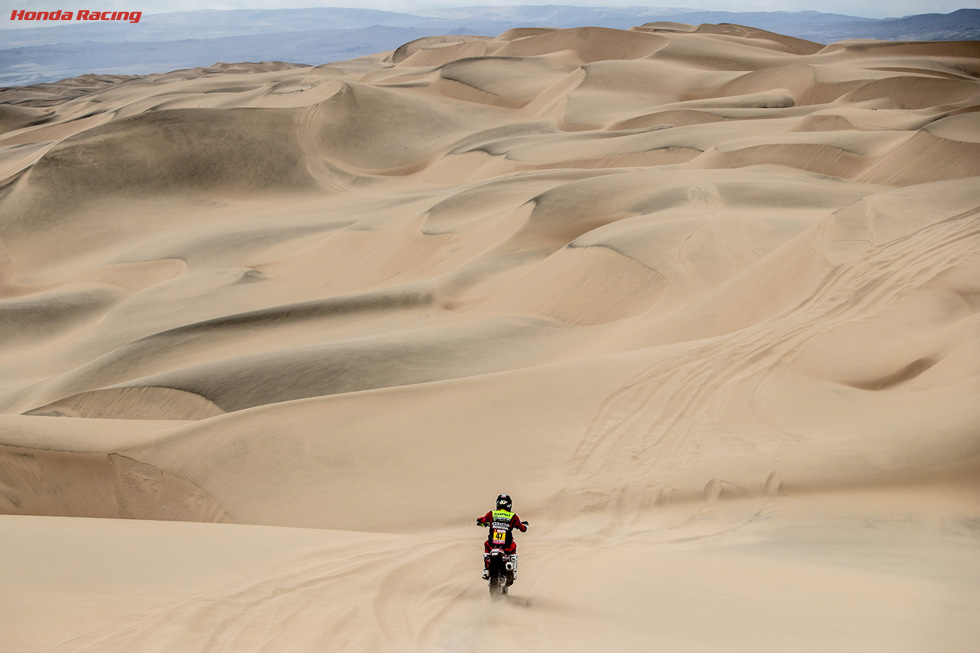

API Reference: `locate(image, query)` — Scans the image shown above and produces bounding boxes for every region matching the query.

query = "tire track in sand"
[45,531,580,653]
[570,204,980,499]
[47,536,444,652]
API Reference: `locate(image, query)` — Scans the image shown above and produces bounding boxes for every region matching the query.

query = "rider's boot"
[482,553,490,579]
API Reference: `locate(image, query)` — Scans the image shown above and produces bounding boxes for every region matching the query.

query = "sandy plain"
[1,22,979,652]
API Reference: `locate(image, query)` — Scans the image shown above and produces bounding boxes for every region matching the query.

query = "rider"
[476,493,527,579]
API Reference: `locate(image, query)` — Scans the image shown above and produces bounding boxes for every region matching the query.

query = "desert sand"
[1,23,979,652]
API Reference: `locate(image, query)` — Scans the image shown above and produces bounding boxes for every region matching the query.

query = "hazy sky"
[2,1,979,21]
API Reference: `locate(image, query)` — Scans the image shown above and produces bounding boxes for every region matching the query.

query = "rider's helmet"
[496,494,512,511]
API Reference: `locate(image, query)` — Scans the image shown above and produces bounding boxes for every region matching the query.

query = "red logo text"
[10,10,142,24]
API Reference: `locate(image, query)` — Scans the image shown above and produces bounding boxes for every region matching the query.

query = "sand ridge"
[1,24,978,652]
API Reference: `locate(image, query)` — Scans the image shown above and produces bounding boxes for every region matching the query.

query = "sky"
[2,1,979,21]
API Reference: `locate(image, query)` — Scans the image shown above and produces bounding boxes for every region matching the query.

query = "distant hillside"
[0,8,515,47]
[419,5,979,41]
[1,6,977,87]
[0,26,446,86]
[854,8,980,41]
[413,4,700,30]
[648,7,979,42]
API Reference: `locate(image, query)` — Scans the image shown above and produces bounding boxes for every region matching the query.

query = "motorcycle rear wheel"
[489,577,504,600]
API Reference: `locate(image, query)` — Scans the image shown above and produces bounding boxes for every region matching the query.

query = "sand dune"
[1,24,978,652]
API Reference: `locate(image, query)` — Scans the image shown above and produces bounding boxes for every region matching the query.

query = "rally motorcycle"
[480,521,528,599]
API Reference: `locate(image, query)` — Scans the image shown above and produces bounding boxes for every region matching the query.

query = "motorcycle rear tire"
[489,577,504,600]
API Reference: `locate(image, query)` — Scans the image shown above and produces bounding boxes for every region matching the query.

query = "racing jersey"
[477,509,526,548]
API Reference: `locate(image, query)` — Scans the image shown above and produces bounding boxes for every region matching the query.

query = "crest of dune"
[1,24,978,653]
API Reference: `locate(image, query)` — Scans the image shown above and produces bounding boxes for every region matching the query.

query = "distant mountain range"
[1,6,978,87]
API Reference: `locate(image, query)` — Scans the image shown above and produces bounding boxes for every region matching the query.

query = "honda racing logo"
[10,10,143,23]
